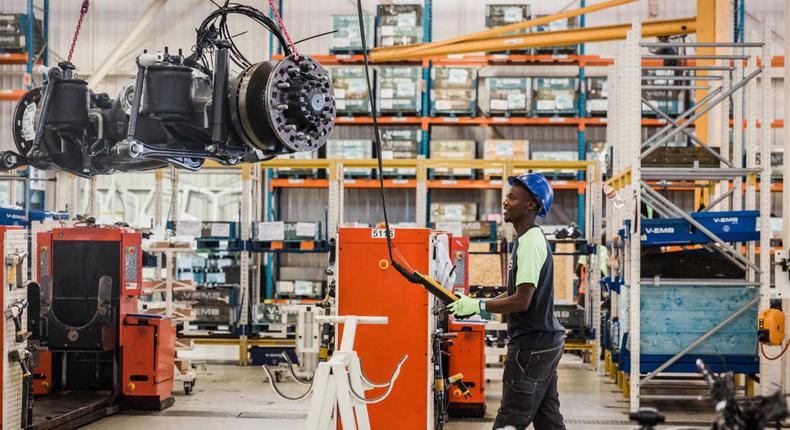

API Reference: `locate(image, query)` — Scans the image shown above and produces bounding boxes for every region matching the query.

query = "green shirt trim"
[515,227,548,287]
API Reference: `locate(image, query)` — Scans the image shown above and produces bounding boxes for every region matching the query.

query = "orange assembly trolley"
[447,318,486,417]
[337,227,438,429]
[28,226,176,428]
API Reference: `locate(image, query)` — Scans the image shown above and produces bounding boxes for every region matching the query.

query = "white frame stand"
[265,315,407,430]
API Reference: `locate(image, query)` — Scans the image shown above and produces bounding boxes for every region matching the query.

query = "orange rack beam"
[0,89,26,101]
[0,53,33,65]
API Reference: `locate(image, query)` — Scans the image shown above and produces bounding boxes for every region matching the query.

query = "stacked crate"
[174,286,238,327]
[483,140,529,179]
[330,66,372,116]
[586,77,608,116]
[430,140,476,179]
[326,139,373,177]
[531,151,578,179]
[587,141,607,173]
[376,66,422,115]
[376,4,423,47]
[0,13,43,53]
[485,4,531,53]
[533,77,578,116]
[642,70,686,116]
[478,76,531,116]
[431,67,477,116]
[380,128,420,177]
[533,16,579,54]
[430,202,477,222]
[330,15,374,54]
[272,151,320,178]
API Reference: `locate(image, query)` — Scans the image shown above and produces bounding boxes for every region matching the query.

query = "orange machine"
[122,314,176,404]
[30,226,175,427]
[447,319,486,417]
[337,227,436,429]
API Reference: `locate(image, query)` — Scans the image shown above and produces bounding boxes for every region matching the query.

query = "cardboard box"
[533,78,578,114]
[430,202,477,222]
[376,66,422,114]
[479,77,531,116]
[431,67,477,115]
[326,139,373,176]
[483,140,529,176]
[586,77,608,115]
[430,140,476,177]
[330,66,372,115]
[553,242,575,304]
[376,4,423,47]
[380,128,420,176]
[330,15,374,53]
[469,242,502,286]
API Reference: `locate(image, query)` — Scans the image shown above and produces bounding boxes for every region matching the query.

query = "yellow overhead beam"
[371,0,636,61]
[372,18,697,62]
[259,158,597,172]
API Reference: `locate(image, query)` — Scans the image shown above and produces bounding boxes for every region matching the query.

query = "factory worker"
[448,172,566,430]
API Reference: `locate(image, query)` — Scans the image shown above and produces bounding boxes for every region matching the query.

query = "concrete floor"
[84,355,715,430]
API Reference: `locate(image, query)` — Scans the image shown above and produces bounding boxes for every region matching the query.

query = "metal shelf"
[605,24,773,410]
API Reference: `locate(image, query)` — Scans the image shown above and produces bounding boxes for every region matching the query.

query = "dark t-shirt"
[506,226,565,348]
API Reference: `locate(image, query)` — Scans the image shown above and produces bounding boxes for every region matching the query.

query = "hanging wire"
[191,3,292,71]
[266,0,298,57]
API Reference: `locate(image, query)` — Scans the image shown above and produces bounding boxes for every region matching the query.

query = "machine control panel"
[124,246,138,289]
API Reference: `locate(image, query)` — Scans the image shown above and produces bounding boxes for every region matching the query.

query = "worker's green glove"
[447,294,480,317]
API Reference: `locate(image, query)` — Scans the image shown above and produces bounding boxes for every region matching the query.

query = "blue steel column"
[576,0,586,232]
[42,0,48,65]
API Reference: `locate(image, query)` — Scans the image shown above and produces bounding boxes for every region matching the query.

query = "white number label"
[371,229,395,239]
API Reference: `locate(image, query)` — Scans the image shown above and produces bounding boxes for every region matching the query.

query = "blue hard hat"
[507,173,554,217]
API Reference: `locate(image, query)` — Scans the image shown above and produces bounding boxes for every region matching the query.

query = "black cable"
[192,3,291,71]
[294,30,338,45]
[353,0,461,306]
[356,0,397,265]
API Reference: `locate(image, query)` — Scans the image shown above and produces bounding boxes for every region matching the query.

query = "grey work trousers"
[492,342,566,430]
